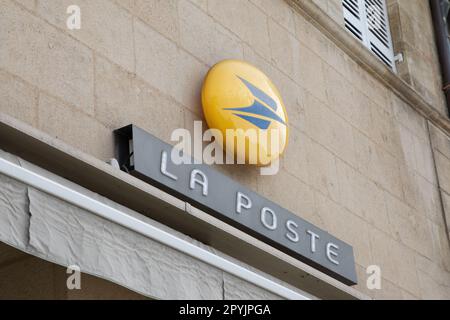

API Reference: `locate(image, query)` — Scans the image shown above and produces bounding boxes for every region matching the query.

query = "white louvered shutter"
[343,0,365,42]
[343,0,396,72]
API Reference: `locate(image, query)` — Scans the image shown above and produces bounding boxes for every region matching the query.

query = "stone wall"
[1,0,450,299]
[387,0,447,115]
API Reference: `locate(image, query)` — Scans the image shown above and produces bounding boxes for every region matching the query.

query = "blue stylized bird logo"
[223,77,287,130]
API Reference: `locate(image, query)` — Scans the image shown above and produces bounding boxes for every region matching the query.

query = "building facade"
[1,0,450,299]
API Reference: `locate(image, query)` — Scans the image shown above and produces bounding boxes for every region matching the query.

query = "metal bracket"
[394,52,404,63]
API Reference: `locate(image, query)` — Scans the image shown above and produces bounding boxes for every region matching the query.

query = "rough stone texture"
[0,0,94,114]
[303,91,357,168]
[0,70,38,126]
[37,0,134,72]
[37,93,114,161]
[257,169,315,222]
[430,123,450,239]
[178,0,244,67]
[442,192,450,237]
[311,0,344,26]
[14,0,35,10]
[315,192,372,269]
[251,0,296,34]
[94,56,185,144]
[435,151,450,196]
[134,18,208,112]
[306,139,340,203]
[283,127,310,185]
[335,158,390,232]
[387,0,447,115]
[207,0,272,61]
[268,18,301,82]
[115,0,180,43]
[430,123,450,160]
[0,0,450,299]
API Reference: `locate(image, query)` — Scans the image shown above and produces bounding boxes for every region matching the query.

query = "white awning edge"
[0,156,311,300]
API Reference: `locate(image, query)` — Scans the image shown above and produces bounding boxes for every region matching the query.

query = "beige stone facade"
[1,0,450,299]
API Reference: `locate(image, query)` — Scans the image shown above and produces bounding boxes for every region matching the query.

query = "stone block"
[0,0,94,114]
[434,151,450,195]
[283,128,310,186]
[207,0,271,60]
[37,93,114,160]
[430,122,450,160]
[250,0,295,34]
[336,159,390,232]
[306,140,340,202]
[0,70,38,126]
[257,170,315,221]
[268,18,300,81]
[315,192,372,268]
[94,56,185,144]
[353,128,403,199]
[304,92,357,168]
[178,0,243,66]
[299,43,327,103]
[37,0,134,72]
[116,0,179,42]
[134,19,208,112]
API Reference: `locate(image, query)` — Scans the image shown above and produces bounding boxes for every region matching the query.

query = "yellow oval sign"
[201,60,289,166]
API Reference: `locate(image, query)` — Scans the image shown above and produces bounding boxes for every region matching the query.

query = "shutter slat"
[342,0,396,72]
[343,0,360,19]
[365,0,395,70]
[343,0,365,42]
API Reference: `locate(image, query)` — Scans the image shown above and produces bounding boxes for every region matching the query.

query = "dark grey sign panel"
[115,125,358,285]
